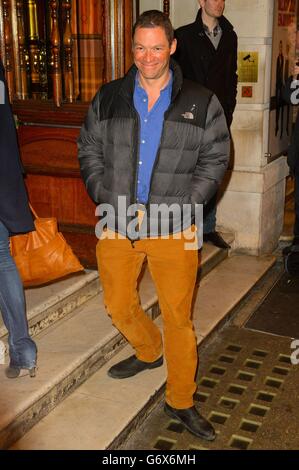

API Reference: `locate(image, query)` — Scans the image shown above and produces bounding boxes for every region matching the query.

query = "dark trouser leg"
[203,193,217,234]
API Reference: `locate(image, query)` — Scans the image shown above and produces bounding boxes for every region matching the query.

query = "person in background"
[78,10,230,440]
[174,0,238,249]
[0,59,37,378]
[282,61,299,254]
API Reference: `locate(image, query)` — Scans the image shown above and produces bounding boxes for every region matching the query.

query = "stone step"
[0,238,233,449]
[5,254,275,450]
[0,271,157,449]
[0,235,232,347]
[0,271,101,347]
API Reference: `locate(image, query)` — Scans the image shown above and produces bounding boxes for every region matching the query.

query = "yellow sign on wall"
[238,52,259,83]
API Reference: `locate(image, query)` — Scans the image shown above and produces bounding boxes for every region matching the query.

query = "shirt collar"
[135,69,173,95]
[203,22,222,37]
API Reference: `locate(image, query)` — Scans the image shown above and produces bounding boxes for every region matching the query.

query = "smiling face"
[199,0,225,19]
[133,26,177,83]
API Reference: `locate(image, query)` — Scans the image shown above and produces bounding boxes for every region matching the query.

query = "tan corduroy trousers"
[96,226,199,409]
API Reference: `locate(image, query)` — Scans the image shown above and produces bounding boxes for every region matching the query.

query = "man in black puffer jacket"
[78,10,230,441]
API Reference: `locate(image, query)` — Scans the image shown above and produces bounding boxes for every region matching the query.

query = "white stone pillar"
[218,0,289,255]
[139,0,163,12]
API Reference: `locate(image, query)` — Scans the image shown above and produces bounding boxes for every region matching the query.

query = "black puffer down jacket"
[78,59,230,239]
[283,76,299,174]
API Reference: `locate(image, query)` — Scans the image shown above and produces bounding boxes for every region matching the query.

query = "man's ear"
[170,38,177,56]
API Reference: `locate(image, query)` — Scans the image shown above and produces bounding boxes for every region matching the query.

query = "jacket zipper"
[130,109,141,244]
[145,134,163,212]
[145,103,176,211]
[132,111,141,205]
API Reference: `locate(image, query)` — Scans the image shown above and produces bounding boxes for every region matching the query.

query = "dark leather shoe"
[164,402,216,441]
[5,365,36,378]
[203,231,231,249]
[282,237,299,256]
[108,354,163,379]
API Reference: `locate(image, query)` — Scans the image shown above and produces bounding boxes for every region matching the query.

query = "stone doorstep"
[0,271,101,347]
[0,266,167,450]
[7,254,275,451]
[0,240,232,450]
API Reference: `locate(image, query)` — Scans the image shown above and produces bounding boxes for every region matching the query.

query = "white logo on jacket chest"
[181,104,197,120]
[181,111,194,119]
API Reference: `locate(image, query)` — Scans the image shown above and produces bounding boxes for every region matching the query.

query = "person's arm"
[77,91,105,204]
[191,94,230,205]
[0,59,26,174]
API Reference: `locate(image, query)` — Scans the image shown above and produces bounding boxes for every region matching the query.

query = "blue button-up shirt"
[133,71,173,204]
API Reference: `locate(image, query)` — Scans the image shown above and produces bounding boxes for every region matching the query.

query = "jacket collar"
[119,57,183,105]
[195,8,234,35]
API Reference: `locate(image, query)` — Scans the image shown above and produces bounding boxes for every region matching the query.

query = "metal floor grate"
[120,327,299,450]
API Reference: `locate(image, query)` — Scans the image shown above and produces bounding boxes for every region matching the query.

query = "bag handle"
[29,203,39,219]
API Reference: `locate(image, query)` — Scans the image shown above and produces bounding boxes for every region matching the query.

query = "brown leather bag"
[10,205,84,287]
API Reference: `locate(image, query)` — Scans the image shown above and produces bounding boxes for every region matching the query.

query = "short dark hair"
[132,10,174,46]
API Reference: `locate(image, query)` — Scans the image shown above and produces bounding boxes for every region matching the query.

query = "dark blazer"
[283,76,299,237]
[282,76,299,174]
[174,9,238,128]
[0,59,34,235]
